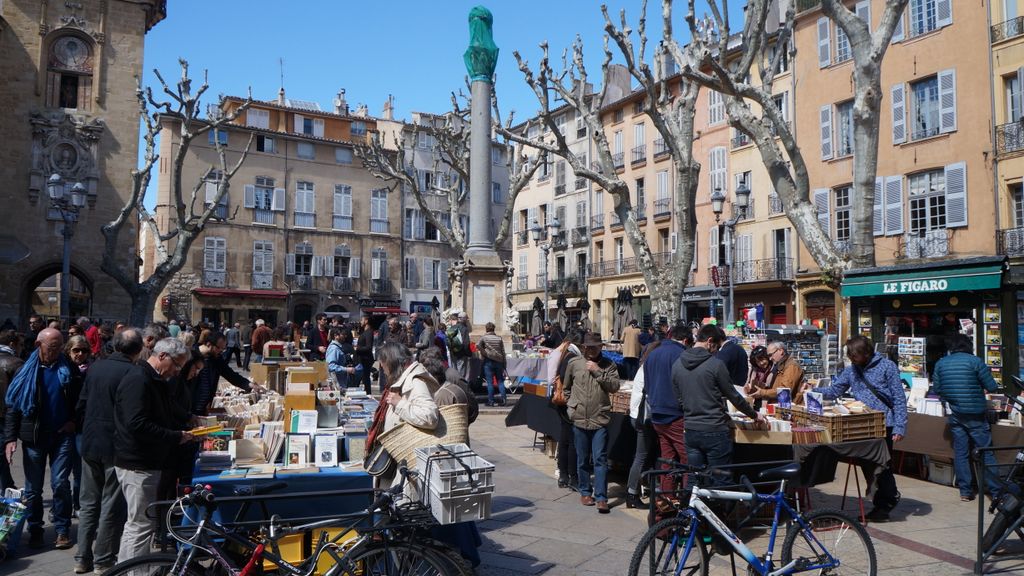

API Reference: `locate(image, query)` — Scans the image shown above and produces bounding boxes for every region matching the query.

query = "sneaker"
[55,533,73,549]
[94,565,114,575]
[557,477,570,489]
[961,494,976,502]
[74,562,94,574]
[28,531,44,549]
[625,493,644,509]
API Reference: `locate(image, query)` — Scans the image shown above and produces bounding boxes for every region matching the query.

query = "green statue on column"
[464,6,498,83]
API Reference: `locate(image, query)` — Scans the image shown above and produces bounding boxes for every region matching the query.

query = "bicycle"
[628,461,877,575]
[980,381,1024,554]
[104,466,469,576]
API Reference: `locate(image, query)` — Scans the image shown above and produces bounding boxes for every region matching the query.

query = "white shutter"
[938,68,957,134]
[738,234,753,264]
[313,118,325,138]
[820,105,833,160]
[945,161,968,228]
[244,184,256,208]
[286,253,296,276]
[294,114,304,133]
[371,258,381,280]
[891,84,906,145]
[205,181,218,204]
[817,17,831,68]
[884,176,905,236]
[334,189,345,214]
[783,228,792,263]
[323,254,334,277]
[440,260,450,290]
[709,226,720,266]
[936,0,952,28]
[272,188,286,211]
[814,189,831,238]
[416,211,426,240]
[1017,67,1024,121]
[873,177,884,236]
[891,6,905,42]
[204,237,215,270]
[311,255,323,277]
[856,1,870,26]
[349,257,361,278]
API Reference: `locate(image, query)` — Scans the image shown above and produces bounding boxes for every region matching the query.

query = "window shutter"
[205,181,218,204]
[371,258,381,280]
[817,17,831,68]
[349,257,361,278]
[945,161,968,228]
[936,0,952,27]
[334,190,345,214]
[204,238,215,270]
[873,177,884,236]
[884,176,905,236]
[856,1,870,25]
[938,68,957,134]
[244,184,256,208]
[272,188,286,211]
[416,211,426,240]
[285,253,296,276]
[891,6,905,42]
[1017,67,1024,121]
[311,255,323,277]
[709,226,720,266]
[819,105,833,160]
[783,228,792,261]
[739,235,753,264]
[294,114,304,133]
[814,189,831,237]
[313,118,325,138]
[323,254,334,277]
[891,84,906,145]
[440,260,450,290]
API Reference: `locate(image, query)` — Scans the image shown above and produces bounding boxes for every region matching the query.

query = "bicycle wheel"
[101,553,206,576]
[627,516,708,576]
[781,509,876,575]
[333,542,454,575]
[982,509,1016,553]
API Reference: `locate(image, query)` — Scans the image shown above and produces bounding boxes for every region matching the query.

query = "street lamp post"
[47,173,86,326]
[529,216,561,323]
[710,181,750,326]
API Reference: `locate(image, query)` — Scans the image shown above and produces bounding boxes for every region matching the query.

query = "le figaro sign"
[881,279,949,294]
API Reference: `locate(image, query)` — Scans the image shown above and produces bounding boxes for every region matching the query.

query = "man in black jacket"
[73,328,143,574]
[3,327,82,549]
[305,313,329,362]
[355,316,375,395]
[191,331,256,416]
[0,329,24,491]
[114,337,193,562]
[716,337,749,387]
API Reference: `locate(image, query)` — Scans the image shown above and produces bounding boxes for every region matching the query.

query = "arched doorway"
[292,302,314,327]
[805,290,837,334]
[22,265,93,326]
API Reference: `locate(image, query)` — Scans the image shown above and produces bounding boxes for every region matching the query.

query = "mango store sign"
[881,279,949,294]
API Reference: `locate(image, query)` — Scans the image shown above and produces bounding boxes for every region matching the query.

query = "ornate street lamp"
[529,215,561,322]
[47,173,86,326]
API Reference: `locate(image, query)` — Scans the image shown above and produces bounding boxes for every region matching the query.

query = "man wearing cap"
[563,332,620,514]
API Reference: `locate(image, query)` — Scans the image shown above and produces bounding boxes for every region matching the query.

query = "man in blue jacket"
[932,334,1001,501]
[643,323,690,500]
[815,335,907,522]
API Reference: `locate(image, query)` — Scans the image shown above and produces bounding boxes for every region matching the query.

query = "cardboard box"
[283,391,316,422]
[286,366,318,387]
[524,383,548,397]
[734,429,793,445]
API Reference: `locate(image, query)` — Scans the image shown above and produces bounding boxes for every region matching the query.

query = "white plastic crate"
[426,488,492,525]
[414,443,495,498]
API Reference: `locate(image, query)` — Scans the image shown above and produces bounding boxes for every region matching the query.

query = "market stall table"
[899,412,1024,466]
[504,392,636,462]
[505,356,548,388]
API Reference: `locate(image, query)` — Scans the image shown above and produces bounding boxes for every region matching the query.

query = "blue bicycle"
[628,462,877,575]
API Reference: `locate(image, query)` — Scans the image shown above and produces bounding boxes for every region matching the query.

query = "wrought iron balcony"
[712,258,795,284]
[536,273,548,289]
[551,232,569,250]
[517,275,529,291]
[370,219,389,233]
[252,273,274,290]
[575,177,587,191]
[993,16,1024,43]
[612,152,625,169]
[796,0,820,13]
[899,230,950,260]
[731,133,752,149]
[653,138,670,158]
[332,276,357,293]
[996,121,1024,156]
[768,195,784,215]
[999,228,1024,257]
[610,212,623,228]
[369,278,395,295]
[516,231,530,246]
[588,257,639,278]
[572,227,589,246]
[547,275,587,296]
[577,126,587,139]
[202,270,226,288]
[591,214,605,231]
[293,274,312,291]
[654,198,671,217]
[631,145,647,165]
[555,183,567,196]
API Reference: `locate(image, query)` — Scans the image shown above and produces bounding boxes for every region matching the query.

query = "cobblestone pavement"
[6,409,1024,574]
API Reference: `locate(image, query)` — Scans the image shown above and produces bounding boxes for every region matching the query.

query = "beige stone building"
[0,0,164,326]
[147,93,402,327]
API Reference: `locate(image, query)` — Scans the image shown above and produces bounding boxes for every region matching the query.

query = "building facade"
[0,0,165,325]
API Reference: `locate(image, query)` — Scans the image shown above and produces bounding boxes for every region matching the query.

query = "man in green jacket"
[564,332,620,513]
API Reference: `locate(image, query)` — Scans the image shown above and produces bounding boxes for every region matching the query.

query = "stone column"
[463,5,499,258]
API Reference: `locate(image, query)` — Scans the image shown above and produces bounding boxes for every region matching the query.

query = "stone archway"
[21,263,93,326]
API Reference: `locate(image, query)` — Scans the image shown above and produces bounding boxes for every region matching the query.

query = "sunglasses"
[70,348,89,353]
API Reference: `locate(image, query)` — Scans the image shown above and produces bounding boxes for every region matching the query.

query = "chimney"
[355,103,369,117]
[382,95,394,120]
[333,89,349,115]
[277,87,286,106]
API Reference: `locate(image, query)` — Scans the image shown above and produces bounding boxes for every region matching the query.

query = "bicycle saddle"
[758,462,801,482]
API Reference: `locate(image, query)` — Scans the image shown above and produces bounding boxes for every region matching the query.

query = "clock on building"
[52,36,91,71]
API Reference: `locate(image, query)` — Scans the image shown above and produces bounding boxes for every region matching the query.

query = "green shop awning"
[841,264,1004,298]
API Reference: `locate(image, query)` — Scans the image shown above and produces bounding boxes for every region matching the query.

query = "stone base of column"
[449,257,514,344]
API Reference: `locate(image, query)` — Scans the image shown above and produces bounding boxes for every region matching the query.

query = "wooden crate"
[610,390,631,414]
[778,405,885,442]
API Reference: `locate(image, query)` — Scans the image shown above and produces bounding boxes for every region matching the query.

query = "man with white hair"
[251,319,272,364]
[113,337,193,561]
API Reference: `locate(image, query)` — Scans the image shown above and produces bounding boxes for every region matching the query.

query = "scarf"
[5,349,71,417]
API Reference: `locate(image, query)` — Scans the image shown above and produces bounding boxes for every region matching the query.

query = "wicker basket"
[778,405,885,443]
[610,390,631,414]
[377,404,469,468]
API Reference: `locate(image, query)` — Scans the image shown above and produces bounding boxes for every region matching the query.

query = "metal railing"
[332,215,353,231]
[293,274,312,291]
[369,278,395,295]
[551,232,568,250]
[252,273,274,290]
[555,184,566,196]
[332,276,356,293]
[998,228,1024,257]
[294,212,315,228]
[992,16,1024,43]
[712,258,795,284]
[731,133,752,148]
[769,195,784,215]
[796,0,820,13]
[900,230,950,259]
[572,227,589,246]
[612,152,625,169]
[911,125,941,142]
[202,270,226,288]
[654,138,670,158]
[631,145,647,165]
[370,219,389,233]
[591,214,605,230]
[575,177,587,190]
[588,257,638,278]
[996,121,1024,156]
[610,212,623,227]
[536,273,548,289]
[516,231,530,246]
[517,275,529,291]
[654,197,671,217]
[547,276,587,295]
[253,209,275,225]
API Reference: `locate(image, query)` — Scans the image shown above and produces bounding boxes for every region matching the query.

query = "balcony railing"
[517,275,529,291]
[294,212,315,228]
[654,197,671,217]
[993,16,1024,43]
[610,213,623,228]
[999,228,1024,257]
[588,257,638,278]
[293,274,312,291]
[731,133,752,149]
[253,209,275,225]
[333,215,353,231]
[577,126,587,139]
[612,152,625,169]
[536,273,548,289]
[631,145,647,165]
[202,270,226,288]
[769,195,784,215]
[332,276,356,293]
[900,230,950,260]
[731,202,754,221]
[575,177,587,190]
[252,273,274,290]
[711,258,795,284]
[654,138,670,158]
[517,230,530,246]
[910,125,941,142]
[796,0,820,13]
[555,183,567,196]
[547,275,587,296]
[591,214,605,231]
[370,219,389,233]
[370,278,395,295]
[571,227,589,246]
[551,232,569,250]
[996,121,1024,156]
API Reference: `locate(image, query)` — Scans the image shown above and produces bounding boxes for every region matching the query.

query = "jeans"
[557,415,578,482]
[23,433,75,536]
[628,418,658,495]
[359,360,373,395]
[222,346,242,368]
[684,429,734,469]
[574,426,609,502]
[874,428,900,510]
[76,458,125,567]
[482,359,506,404]
[72,434,82,509]
[115,467,160,563]
[242,345,252,370]
[622,357,639,380]
[452,356,469,379]
[253,353,264,364]
[949,412,1002,498]
[652,418,687,497]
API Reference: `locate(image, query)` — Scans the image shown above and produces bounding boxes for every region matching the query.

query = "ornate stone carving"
[28,111,104,206]
[447,260,467,304]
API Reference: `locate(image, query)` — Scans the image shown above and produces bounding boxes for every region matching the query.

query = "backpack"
[446,325,464,353]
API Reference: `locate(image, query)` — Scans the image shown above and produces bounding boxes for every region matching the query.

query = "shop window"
[47,35,94,111]
[909,169,946,233]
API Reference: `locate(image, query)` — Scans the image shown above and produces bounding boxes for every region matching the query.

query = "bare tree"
[356,91,540,255]
[501,0,703,320]
[101,59,252,325]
